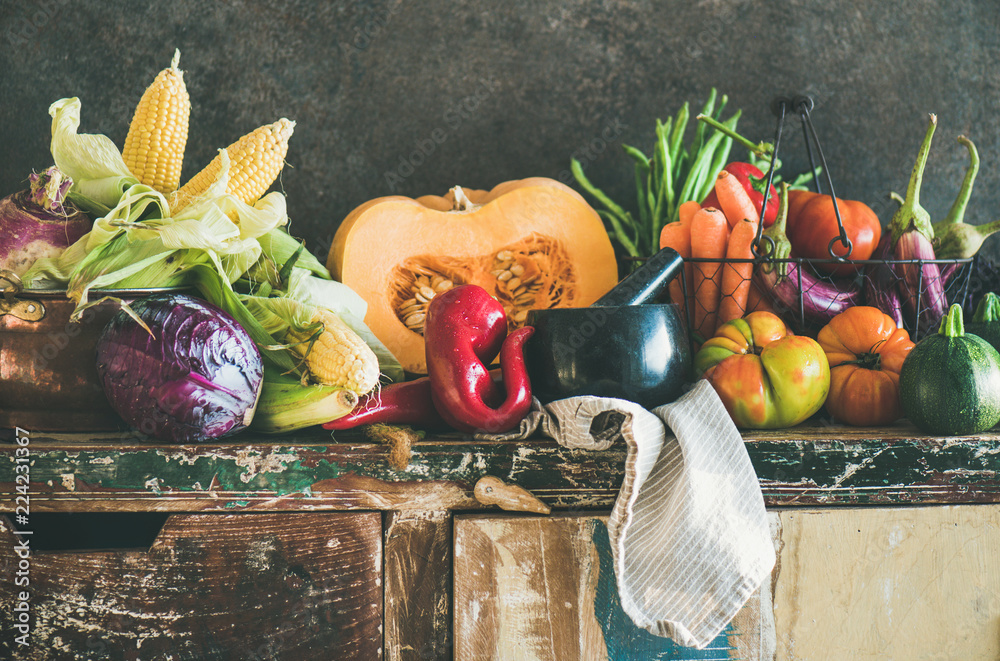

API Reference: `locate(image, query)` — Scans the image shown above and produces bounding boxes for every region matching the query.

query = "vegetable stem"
[890,114,937,244]
[939,135,979,228]
[939,303,965,337]
[696,113,772,158]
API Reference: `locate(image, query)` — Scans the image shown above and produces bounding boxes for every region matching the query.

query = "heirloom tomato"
[785,189,881,276]
[816,306,915,426]
[694,311,830,429]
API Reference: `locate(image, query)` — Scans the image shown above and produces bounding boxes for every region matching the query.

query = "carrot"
[717,216,759,325]
[677,200,702,227]
[660,201,701,326]
[689,207,730,339]
[658,220,692,323]
[715,169,759,230]
[745,275,777,314]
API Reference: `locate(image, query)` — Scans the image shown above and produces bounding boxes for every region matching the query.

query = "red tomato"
[785,190,882,276]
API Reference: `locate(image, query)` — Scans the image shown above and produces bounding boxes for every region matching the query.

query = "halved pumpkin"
[328,178,618,373]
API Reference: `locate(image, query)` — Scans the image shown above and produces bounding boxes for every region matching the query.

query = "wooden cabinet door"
[772,504,1000,660]
[0,512,383,661]
[455,506,1000,660]
[453,513,775,660]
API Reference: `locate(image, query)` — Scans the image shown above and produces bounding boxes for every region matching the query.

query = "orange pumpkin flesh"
[328,178,618,373]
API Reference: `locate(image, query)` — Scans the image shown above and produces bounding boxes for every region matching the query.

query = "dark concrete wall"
[2,0,999,263]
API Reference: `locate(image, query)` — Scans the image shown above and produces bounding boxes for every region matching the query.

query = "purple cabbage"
[0,166,91,275]
[96,293,264,443]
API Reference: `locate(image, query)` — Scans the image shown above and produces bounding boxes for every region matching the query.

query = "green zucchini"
[899,304,1000,435]
[965,292,1000,354]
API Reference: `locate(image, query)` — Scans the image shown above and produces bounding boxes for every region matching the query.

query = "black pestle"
[592,247,684,307]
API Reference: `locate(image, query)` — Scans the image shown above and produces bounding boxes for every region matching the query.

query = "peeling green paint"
[3,430,1000,510]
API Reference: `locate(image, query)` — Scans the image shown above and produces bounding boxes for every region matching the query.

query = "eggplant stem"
[890,114,937,244]
[940,135,980,228]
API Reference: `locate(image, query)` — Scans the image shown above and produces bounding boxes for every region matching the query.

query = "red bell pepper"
[701,162,779,227]
[322,377,449,431]
[423,285,534,434]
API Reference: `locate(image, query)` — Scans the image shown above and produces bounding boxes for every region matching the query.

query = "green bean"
[689,89,718,167]
[668,103,688,168]
[598,210,639,257]
[622,144,651,171]
[688,112,740,208]
[571,159,631,223]
[676,111,736,216]
[634,162,651,246]
[653,120,673,239]
[697,115,739,203]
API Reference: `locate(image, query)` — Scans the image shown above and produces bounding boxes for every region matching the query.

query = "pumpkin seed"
[404,312,426,329]
[416,286,436,303]
[514,293,536,306]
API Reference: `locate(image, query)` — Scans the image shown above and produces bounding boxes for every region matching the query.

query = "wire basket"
[678,254,974,342]
[672,95,975,343]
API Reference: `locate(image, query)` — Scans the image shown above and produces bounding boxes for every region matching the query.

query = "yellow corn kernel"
[170,118,295,214]
[122,49,190,194]
[287,308,380,394]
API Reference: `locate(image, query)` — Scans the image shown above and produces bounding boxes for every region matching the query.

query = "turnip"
[0,166,91,276]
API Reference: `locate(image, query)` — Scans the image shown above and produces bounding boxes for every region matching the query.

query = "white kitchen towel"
[475,380,775,649]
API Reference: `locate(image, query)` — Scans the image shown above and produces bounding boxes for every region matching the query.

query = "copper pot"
[0,271,182,432]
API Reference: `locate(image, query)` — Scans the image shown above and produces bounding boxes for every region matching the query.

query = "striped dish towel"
[476,379,774,649]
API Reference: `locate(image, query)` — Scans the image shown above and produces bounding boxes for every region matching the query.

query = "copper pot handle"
[0,270,46,322]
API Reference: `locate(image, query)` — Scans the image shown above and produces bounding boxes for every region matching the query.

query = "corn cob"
[170,118,295,214]
[253,368,360,434]
[122,49,191,194]
[286,307,381,394]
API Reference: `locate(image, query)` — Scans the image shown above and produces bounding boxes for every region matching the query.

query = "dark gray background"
[2,0,999,264]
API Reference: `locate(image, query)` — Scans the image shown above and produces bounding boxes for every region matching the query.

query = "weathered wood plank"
[0,438,625,513]
[1,423,999,511]
[0,512,383,660]
[453,513,776,661]
[772,504,1000,660]
[384,510,453,661]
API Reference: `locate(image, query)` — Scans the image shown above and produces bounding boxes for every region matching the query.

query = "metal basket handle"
[752,95,855,262]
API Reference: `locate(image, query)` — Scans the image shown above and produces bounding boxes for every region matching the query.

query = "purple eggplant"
[896,228,948,336]
[886,114,948,336]
[864,233,905,327]
[756,259,860,325]
[756,184,861,326]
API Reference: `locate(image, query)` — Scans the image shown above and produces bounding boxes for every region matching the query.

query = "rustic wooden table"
[2,423,999,660]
